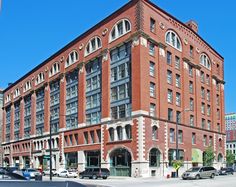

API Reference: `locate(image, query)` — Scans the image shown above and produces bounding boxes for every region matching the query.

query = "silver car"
[182,166,217,180]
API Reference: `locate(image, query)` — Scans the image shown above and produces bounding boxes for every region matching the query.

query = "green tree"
[203,146,215,166]
[226,150,235,167]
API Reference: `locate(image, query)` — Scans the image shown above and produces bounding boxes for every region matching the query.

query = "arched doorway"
[149,148,161,167]
[4,157,10,167]
[217,153,223,163]
[110,148,132,176]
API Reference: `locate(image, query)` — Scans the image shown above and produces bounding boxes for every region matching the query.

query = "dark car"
[79,168,110,179]
[219,167,234,175]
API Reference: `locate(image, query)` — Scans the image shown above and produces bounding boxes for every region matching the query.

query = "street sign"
[43,155,50,159]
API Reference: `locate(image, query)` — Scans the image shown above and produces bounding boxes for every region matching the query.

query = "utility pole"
[49,115,52,181]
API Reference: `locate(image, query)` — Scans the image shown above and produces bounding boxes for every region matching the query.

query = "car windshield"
[28,169,36,172]
[186,167,200,172]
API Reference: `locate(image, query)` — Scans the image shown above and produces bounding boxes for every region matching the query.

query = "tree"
[203,146,215,166]
[226,150,235,167]
[172,160,183,177]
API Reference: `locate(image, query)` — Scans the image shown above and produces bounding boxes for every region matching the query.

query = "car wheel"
[195,175,200,180]
[79,175,84,179]
[103,176,107,179]
[92,175,97,180]
[66,174,69,178]
[210,173,215,179]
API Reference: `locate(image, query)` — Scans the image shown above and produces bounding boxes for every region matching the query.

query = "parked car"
[21,168,41,179]
[182,166,217,180]
[55,168,66,176]
[218,167,234,175]
[79,168,110,179]
[58,170,77,178]
[42,169,56,176]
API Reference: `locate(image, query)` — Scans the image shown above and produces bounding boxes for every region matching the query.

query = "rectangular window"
[189,81,193,94]
[216,94,220,106]
[111,67,117,82]
[209,136,213,146]
[96,129,101,143]
[201,71,205,83]
[217,123,220,133]
[217,109,220,120]
[192,133,196,144]
[149,61,155,77]
[84,132,88,144]
[168,108,173,121]
[201,87,205,99]
[190,115,194,126]
[170,128,175,143]
[175,56,180,70]
[176,92,181,106]
[176,74,181,88]
[119,84,126,100]
[149,42,155,56]
[150,82,155,97]
[190,98,194,111]
[178,130,183,143]
[167,51,172,65]
[167,89,173,103]
[202,119,206,129]
[90,131,95,143]
[189,65,193,77]
[207,105,211,116]
[150,18,156,33]
[111,107,118,120]
[119,104,126,118]
[167,70,172,84]
[207,120,211,130]
[206,74,210,85]
[176,111,181,123]
[111,87,118,101]
[190,45,194,57]
[150,103,156,117]
[203,135,207,146]
[201,103,205,114]
[207,90,210,101]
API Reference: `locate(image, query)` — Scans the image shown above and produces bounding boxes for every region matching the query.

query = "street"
[43,175,236,187]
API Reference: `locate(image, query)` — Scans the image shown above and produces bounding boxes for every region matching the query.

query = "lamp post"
[176,108,190,177]
[49,115,52,181]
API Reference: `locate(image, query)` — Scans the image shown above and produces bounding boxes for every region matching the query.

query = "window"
[176,92,181,106]
[170,128,175,143]
[176,111,181,123]
[175,56,180,69]
[49,62,60,77]
[201,87,205,99]
[216,95,220,106]
[65,50,79,67]
[207,120,211,130]
[207,90,210,101]
[167,70,172,84]
[176,74,181,88]
[150,82,155,97]
[206,74,210,85]
[189,81,193,94]
[168,108,173,121]
[109,128,114,141]
[203,135,207,146]
[209,136,213,146]
[125,125,132,139]
[168,149,184,166]
[190,45,194,57]
[217,123,220,133]
[192,133,196,144]
[165,30,182,51]
[149,148,160,167]
[167,51,172,65]
[167,89,173,103]
[84,132,89,144]
[96,129,101,143]
[149,42,155,56]
[207,105,211,116]
[217,109,220,120]
[190,98,194,111]
[201,103,205,114]
[178,130,183,143]
[200,71,205,83]
[189,64,193,77]
[85,36,102,56]
[202,119,206,129]
[152,126,158,140]
[200,54,211,69]
[150,18,156,33]
[190,115,194,126]
[110,19,131,42]
[13,88,20,98]
[149,61,155,76]
[23,81,31,93]
[150,103,156,117]
[117,126,123,140]
[90,131,95,143]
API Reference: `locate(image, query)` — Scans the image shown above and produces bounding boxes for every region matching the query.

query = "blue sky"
[0,0,235,113]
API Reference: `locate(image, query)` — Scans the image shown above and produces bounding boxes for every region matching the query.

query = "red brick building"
[2,0,225,177]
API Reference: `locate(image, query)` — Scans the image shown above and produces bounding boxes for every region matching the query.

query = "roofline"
[4,0,136,93]
[146,0,224,60]
[4,0,224,93]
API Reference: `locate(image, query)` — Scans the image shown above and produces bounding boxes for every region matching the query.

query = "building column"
[10,104,15,141]
[59,74,66,130]
[78,64,86,126]
[31,91,36,136]
[44,83,50,134]
[19,99,24,139]
[77,151,85,173]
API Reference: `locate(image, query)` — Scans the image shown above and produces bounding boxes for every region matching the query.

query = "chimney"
[185,20,198,33]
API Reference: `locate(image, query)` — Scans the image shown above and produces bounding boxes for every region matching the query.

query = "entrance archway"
[4,157,10,167]
[110,148,132,176]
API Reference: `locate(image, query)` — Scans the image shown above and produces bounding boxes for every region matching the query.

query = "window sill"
[107,139,132,145]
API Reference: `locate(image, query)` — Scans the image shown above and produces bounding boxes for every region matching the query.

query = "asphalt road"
[43,174,236,187]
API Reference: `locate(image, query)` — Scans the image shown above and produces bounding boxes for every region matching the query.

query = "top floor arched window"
[35,72,45,85]
[109,19,131,43]
[13,88,20,98]
[23,81,31,93]
[200,53,211,70]
[85,36,102,56]
[49,62,60,77]
[165,30,182,51]
[65,50,79,68]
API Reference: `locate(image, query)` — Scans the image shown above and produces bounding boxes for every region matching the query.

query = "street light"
[176,108,190,177]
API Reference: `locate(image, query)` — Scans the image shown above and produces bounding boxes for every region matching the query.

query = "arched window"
[165,30,182,51]
[35,72,45,85]
[200,53,211,69]
[152,126,158,140]
[109,19,131,43]
[85,36,102,56]
[149,148,161,167]
[65,50,79,68]
[117,126,123,140]
[219,138,222,147]
[13,88,20,98]
[109,128,114,141]
[23,81,31,92]
[125,125,132,139]
[49,62,60,77]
